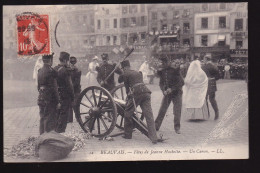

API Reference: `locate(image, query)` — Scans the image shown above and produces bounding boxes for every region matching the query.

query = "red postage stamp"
[16,13,50,56]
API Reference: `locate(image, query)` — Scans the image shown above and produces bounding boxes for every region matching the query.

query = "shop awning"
[159,35,178,38]
[218,35,226,41]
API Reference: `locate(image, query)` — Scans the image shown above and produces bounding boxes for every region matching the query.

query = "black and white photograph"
[3,2,248,162]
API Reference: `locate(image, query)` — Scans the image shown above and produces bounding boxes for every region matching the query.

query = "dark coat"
[202,62,220,93]
[96,62,123,91]
[156,66,184,92]
[118,69,151,96]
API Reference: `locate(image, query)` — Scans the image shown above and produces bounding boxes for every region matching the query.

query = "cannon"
[74,84,147,138]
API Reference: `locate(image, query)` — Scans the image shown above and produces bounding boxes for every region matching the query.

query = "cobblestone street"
[4,79,248,162]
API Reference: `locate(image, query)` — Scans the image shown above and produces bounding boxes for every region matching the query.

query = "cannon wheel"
[75,86,117,138]
[110,84,144,130]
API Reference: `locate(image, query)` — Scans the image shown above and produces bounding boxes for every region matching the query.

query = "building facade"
[53,5,96,58]
[229,3,248,61]
[193,3,236,61]
[147,4,200,59]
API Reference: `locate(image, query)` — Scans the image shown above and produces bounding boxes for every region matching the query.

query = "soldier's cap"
[42,53,54,60]
[70,56,77,64]
[101,53,109,60]
[120,60,130,68]
[59,51,70,61]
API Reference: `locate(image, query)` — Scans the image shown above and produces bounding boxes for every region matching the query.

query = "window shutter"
[196,17,201,29]
[120,18,123,28]
[137,17,141,26]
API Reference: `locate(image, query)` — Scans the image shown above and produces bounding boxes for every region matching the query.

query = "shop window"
[97,20,101,30]
[219,16,226,28]
[104,19,109,29]
[201,35,208,46]
[219,3,226,10]
[114,19,117,28]
[235,19,243,31]
[201,4,209,12]
[152,12,157,20]
[183,23,190,33]
[130,17,137,26]
[106,36,110,45]
[113,36,117,45]
[141,33,146,40]
[129,33,138,44]
[201,18,208,29]
[236,40,243,49]
[122,6,128,14]
[174,11,180,19]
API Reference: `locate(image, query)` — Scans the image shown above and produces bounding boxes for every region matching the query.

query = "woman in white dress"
[139,56,151,84]
[182,60,209,120]
[85,56,99,87]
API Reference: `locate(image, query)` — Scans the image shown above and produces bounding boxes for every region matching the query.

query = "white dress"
[85,62,99,87]
[182,60,209,120]
[139,61,150,83]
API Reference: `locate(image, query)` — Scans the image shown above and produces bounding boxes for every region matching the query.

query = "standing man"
[118,60,163,144]
[155,57,184,134]
[68,56,81,123]
[54,52,75,133]
[96,53,122,92]
[37,53,61,135]
[202,56,220,120]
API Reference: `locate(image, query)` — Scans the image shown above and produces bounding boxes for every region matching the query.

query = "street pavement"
[3,79,248,162]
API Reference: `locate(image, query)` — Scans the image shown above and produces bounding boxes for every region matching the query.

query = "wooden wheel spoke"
[121,87,125,100]
[80,111,90,115]
[92,89,97,106]
[82,116,92,126]
[90,117,96,132]
[97,118,101,134]
[119,115,124,127]
[84,94,94,107]
[100,117,109,131]
[97,90,103,106]
[80,102,91,108]
[99,98,109,108]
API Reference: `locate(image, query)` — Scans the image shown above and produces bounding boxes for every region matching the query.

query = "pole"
[102,48,134,83]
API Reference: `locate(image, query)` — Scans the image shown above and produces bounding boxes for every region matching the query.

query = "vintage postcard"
[3,3,248,162]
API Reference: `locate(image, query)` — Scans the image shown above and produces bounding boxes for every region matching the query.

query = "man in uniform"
[118,60,164,144]
[202,56,220,120]
[54,52,75,133]
[37,53,61,135]
[67,56,81,123]
[96,53,122,92]
[155,57,184,134]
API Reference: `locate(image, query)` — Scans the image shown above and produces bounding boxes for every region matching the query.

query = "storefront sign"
[231,12,247,18]
[133,45,147,50]
[230,49,248,55]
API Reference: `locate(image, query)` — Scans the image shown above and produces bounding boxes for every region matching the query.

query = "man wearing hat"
[202,56,220,120]
[96,53,122,92]
[37,53,61,134]
[118,60,164,144]
[154,56,184,134]
[54,52,75,133]
[67,56,82,123]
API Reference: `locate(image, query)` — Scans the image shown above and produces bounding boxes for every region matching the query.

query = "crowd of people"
[34,49,230,145]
